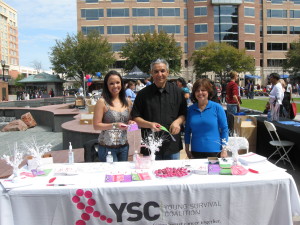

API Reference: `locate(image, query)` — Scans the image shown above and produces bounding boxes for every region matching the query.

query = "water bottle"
[106,151,113,164]
[267,110,271,122]
[133,151,139,163]
[68,142,74,164]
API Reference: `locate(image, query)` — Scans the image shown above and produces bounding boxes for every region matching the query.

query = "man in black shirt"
[131,59,187,160]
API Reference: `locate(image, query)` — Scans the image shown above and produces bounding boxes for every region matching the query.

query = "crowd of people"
[92,59,300,162]
[93,59,229,162]
[16,88,52,100]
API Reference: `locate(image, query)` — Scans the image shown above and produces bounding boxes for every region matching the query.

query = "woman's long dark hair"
[102,70,128,107]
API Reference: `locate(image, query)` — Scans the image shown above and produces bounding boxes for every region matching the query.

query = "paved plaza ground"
[0,126,63,156]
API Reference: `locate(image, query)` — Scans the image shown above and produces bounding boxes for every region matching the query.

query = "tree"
[283,38,300,77]
[31,60,42,73]
[49,31,115,85]
[14,74,25,88]
[191,42,255,80]
[120,31,183,74]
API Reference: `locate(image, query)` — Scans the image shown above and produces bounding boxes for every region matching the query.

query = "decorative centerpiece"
[1,143,24,181]
[222,138,239,166]
[23,137,52,171]
[141,131,165,161]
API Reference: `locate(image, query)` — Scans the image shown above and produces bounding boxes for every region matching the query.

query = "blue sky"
[7,0,77,71]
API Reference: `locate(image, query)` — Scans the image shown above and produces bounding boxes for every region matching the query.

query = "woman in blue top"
[125,81,136,102]
[184,79,229,159]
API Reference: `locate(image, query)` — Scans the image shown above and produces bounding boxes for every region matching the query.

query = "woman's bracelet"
[112,123,117,130]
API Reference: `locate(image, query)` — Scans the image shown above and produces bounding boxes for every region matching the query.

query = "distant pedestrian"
[269,73,283,121]
[135,80,145,92]
[187,80,193,93]
[144,78,152,86]
[221,80,227,103]
[176,77,191,106]
[49,88,54,97]
[125,81,136,102]
[226,71,240,115]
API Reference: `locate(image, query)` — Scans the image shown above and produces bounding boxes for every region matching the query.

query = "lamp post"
[1,60,5,81]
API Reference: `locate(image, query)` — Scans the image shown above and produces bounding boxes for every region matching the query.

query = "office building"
[0,0,18,80]
[77,0,300,83]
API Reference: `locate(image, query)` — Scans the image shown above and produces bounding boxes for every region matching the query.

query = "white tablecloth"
[1,159,300,225]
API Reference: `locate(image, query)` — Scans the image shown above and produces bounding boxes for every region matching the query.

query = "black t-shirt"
[131,82,187,155]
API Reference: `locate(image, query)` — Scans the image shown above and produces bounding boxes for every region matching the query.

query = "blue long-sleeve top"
[184,100,229,152]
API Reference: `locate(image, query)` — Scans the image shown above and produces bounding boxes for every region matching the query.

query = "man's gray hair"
[150,59,169,72]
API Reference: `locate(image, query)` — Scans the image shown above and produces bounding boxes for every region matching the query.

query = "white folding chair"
[264,120,295,170]
[228,136,249,154]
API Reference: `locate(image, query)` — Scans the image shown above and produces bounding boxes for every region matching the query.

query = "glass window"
[219,24,238,32]
[290,10,300,18]
[194,0,207,1]
[271,0,283,3]
[290,26,300,34]
[220,5,238,16]
[244,0,254,2]
[267,43,287,51]
[267,26,287,34]
[162,0,174,2]
[216,16,238,23]
[267,9,287,18]
[132,8,155,16]
[291,0,300,4]
[245,42,255,50]
[132,25,155,33]
[107,26,130,34]
[111,43,125,52]
[184,25,188,36]
[214,33,238,41]
[158,25,181,34]
[81,9,104,20]
[184,9,187,20]
[245,24,255,33]
[86,0,98,3]
[195,41,207,50]
[267,59,286,67]
[184,43,188,54]
[244,7,255,17]
[195,24,208,33]
[137,0,149,2]
[111,0,124,2]
[107,8,129,17]
[82,26,104,35]
[158,8,180,17]
[194,7,207,16]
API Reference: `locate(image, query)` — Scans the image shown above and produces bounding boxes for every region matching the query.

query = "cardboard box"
[80,113,93,125]
[233,116,257,152]
[75,99,84,106]
[88,105,95,114]
[80,119,93,125]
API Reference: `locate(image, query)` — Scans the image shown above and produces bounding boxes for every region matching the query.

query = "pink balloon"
[85,74,90,79]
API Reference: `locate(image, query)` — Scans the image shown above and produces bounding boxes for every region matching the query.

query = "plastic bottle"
[106,151,113,164]
[133,151,138,163]
[267,110,271,122]
[68,142,74,164]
